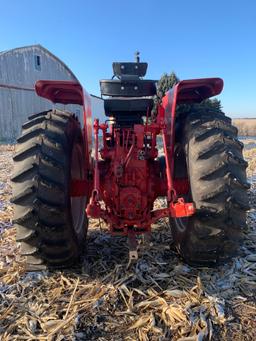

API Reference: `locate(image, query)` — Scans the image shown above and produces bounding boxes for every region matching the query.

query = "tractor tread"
[12,109,88,269]
[22,116,48,130]
[28,111,49,120]
[13,142,39,161]
[171,110,249,265]
[11,163,36,182]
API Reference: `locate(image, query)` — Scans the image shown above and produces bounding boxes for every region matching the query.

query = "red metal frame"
[85,117,195,235]
[36,77,223,237]
[86,78,223,234]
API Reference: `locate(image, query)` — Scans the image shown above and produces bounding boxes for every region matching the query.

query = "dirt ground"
[0,144,256,341]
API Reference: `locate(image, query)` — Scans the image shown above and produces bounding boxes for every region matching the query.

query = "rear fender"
[161,77,224,118]
[35,80,93,191]
[160,78,223,200]
[35,79,92,158]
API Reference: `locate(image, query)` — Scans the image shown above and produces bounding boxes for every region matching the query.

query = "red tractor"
[11,54,249,269]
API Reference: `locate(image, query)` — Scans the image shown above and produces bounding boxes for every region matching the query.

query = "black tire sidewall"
[66,117,87,250]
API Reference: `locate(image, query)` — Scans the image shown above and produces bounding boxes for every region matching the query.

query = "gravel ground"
[0,145,256,340]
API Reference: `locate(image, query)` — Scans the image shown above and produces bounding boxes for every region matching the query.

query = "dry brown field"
[0,144,256,340]
[233,118,256,136]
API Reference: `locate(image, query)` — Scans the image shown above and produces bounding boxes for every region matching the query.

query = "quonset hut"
[0,44,104,142]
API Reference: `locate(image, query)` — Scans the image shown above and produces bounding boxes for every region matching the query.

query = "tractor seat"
[100,79,157,97]
[104,97,154,117]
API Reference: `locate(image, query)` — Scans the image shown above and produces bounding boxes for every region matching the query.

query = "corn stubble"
[0,146,256,340]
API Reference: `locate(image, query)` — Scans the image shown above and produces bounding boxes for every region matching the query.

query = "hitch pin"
[127,233,138,268]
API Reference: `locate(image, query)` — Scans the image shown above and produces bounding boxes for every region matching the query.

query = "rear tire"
[11,109,88,269]
[171,111,250,265]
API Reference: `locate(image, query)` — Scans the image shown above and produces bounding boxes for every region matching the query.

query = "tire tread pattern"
[172,111,250,265]
[11,109,87,269]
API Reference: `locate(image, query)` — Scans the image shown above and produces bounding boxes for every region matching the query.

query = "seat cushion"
[100,79,156,97]
[104,98,154,116]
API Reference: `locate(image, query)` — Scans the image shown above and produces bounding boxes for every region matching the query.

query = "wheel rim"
[70,143,87,238]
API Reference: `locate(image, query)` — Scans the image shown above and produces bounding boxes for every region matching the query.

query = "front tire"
[11,109,88,269]
[171,111,250,265]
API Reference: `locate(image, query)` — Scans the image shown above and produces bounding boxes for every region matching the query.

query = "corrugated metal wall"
[0,45,87,142]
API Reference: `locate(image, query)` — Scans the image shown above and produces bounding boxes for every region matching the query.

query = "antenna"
[135,51,140,63]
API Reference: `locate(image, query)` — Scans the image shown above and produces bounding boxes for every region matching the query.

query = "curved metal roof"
[0,44,79,82]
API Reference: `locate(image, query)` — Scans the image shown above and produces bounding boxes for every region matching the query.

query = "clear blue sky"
[0,0,255,117]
